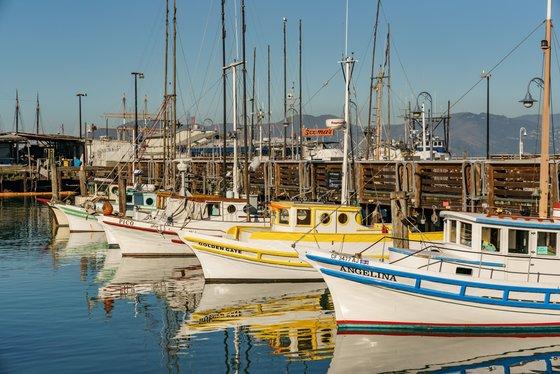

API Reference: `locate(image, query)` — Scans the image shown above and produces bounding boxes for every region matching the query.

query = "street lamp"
[481,70,491,159]
[416,91,432,159]
[76,92,87,139]
[519,77,544,109]
[519,127,528,159]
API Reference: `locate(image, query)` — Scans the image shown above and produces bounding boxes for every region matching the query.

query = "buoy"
[102,200,114,216]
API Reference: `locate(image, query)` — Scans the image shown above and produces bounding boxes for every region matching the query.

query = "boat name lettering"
[331,253,369,265]
[118,218,135,226]
[339,265,396,281]
[198,241,242,254]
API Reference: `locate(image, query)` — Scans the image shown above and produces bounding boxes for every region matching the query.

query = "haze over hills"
[91,113,560,157]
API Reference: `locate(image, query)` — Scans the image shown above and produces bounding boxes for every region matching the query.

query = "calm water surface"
[1,200,560,373]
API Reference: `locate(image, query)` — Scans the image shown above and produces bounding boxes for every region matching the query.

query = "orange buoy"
[102,200,114,216]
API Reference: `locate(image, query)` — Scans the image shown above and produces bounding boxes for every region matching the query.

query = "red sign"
[302,128,335,137]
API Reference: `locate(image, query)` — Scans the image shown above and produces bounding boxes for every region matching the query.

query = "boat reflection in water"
[178,282,336,362]
[96,256,204,313]
[330,333,560,373]
[50,226,107,255]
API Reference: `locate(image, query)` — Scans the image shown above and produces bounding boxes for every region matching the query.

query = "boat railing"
[384,236,560,283]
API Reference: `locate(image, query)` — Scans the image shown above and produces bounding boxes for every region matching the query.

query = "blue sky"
[0,0,553,135]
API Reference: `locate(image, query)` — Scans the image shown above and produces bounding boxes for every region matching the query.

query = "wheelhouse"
[441,211,560,259]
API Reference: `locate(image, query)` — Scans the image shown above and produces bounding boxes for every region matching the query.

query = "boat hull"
[99,216,191,257]
[305,251,560,334]
[52,204,103,232]
[183,232,321,281]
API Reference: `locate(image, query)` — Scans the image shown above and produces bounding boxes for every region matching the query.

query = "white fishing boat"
[180,201,442,281]
[303,0,560,335]
[329,333,560,373]
[99,195,268,257]
[49,188,157,234]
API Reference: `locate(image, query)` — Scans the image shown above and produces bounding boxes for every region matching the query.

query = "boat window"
[207,203,221,216]
[508,229,529,254]
[279,209,290,224]
[296,209,311,225]
[449,220,457,243]
[460,222,472,246]
[126,195,133,203]
[537,232,557,256]
[338,213,348,225]
[355,212,362,224]
[320,213,331,225]
[145,197,154,206]
[481,227,500,252]
[226,204,237,214]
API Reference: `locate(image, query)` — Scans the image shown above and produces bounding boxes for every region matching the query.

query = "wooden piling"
[50,161,60,202]
[118,174,127,217]
[78,166,87,196]
[391,191,409,249]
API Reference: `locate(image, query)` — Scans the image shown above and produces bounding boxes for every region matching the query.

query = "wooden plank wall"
[171,159,560,215]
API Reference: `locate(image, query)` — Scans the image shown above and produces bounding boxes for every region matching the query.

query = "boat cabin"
[441,211,559,259]
[269,201,383,234]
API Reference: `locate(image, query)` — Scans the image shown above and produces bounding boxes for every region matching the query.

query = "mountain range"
[91,113,560,157]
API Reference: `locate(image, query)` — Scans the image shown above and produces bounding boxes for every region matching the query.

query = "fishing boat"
[98,194,268,257]
[49,185,157,233]
[302,0,560,335]
[180,201,441,281]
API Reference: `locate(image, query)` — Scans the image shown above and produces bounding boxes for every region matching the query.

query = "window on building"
[481,227,500,252]
[460,222,472,247]
[508,229,529,254]
[537,232,557,256]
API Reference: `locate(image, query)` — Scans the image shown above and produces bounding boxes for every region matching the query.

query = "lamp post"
[76,92,87,163]
[519,77,544,109]
[519,127,527,159]
[76,92,87,139]
[415,91,432,159]
[481,71,491,159]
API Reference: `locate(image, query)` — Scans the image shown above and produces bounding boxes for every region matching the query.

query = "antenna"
[345,0,349,56]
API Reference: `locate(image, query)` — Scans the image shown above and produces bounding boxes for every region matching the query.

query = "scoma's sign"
[302,128,335,137]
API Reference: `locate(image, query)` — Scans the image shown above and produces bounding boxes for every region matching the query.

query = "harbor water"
[2,200,560,373]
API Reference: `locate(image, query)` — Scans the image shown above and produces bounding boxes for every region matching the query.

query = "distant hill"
[88,113,560,156]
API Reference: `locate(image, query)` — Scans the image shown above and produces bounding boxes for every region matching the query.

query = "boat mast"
[172,0,177,188]
[298,19,303,160]
[341,0,355,205]
[241,0,250,208]
[386,24,391,159]
[35,93,40,134]
[267,44,272,160]
[283,17,287,159]
[228,61,242,198]
[539,0,553,218]
[163,0,169,188]
[365,0,381,160]
[251,47,256,159]
[15,90,20,134]
[221,0,227,196]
